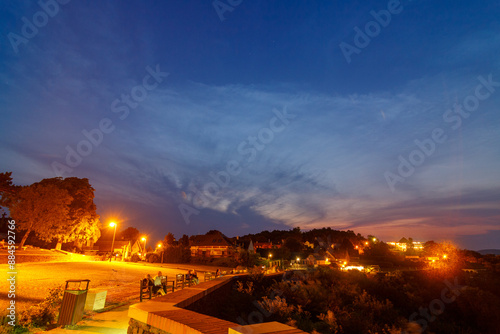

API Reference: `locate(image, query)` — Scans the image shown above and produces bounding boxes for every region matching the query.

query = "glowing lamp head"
[109,222,116,227]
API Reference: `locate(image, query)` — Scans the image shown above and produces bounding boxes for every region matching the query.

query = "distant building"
[306,253,335,266]
[190,232,235,258]
[93,239,143,259]
[387,240,424,252]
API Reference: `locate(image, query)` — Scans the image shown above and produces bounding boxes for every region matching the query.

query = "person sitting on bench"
[153,271,166,295]
[191,270,199,284]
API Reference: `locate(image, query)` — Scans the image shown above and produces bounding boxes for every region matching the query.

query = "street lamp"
[157,243,164,263]
[141,237,147,258]
[109,222,117,262]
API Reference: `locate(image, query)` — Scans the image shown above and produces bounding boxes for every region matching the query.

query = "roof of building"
[190,232,234,247]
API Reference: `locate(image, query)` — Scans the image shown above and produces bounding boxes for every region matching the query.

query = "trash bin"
[57,279,90,326]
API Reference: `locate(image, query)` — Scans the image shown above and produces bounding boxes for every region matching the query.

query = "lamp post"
[157,243,163,263]
[141,237,147,259]
[109,222,117,262]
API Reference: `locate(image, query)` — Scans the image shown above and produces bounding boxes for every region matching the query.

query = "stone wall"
[128,318,170,334]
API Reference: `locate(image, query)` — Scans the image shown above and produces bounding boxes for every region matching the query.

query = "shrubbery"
[11,286,64,332]
[206,267,500,333]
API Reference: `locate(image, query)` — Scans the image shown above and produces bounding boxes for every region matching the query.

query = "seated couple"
[143,271,168,295]
[185,270,199,285]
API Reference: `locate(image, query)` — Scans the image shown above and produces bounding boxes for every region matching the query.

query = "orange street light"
[141,237,147,254]
[109,222,117,262]
[157,242,164,263]
[443,254,447,259]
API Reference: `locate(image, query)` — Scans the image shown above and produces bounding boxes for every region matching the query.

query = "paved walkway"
[44,305,129,334]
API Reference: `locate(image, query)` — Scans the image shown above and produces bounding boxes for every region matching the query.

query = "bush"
[130,254,140,262]
[148,253,160,263]
[211,257,238,268]
[17,286,64,330]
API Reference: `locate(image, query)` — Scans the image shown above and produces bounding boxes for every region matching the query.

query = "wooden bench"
[185,276,197,286]
[175,274,185,289]
[140,279,153,302]
[161,277,175,293]
[141,276,176,301]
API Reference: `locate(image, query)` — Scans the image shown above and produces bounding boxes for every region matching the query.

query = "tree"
[236,249,259,267]
[120,227,140,242]
[10,183,72,248]
[164,232,175,246]
[284,237,302,253]
[206,229,224,235]
[179,234,190,247]
[38,177,101,249]
[0,172,20,214]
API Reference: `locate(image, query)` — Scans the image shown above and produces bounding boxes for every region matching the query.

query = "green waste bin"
[57,279,90,326]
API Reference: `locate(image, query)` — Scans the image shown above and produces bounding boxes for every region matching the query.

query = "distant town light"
[341,265,364,272]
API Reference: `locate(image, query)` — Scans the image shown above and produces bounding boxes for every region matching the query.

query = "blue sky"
[1,0,499,250]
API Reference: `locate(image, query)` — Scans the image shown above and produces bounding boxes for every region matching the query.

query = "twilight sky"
[1,0,499,250]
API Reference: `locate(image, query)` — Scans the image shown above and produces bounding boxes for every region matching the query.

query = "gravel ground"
[0,254,231,313]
